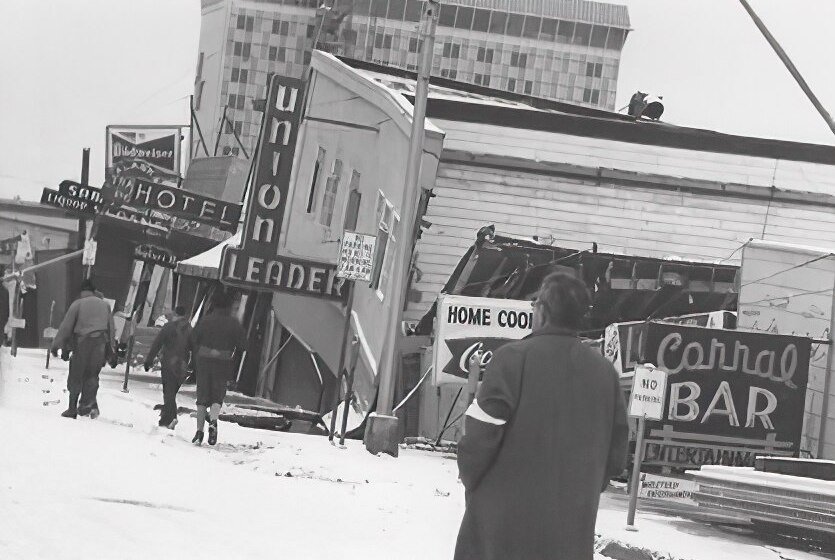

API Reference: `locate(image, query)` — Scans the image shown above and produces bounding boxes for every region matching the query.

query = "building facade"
[244,51,835,455]
[194,0,630,160]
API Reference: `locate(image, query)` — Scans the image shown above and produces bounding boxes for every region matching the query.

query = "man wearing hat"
[51,279,115,419]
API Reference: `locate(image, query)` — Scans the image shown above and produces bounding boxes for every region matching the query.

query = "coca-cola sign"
[433,295,534,385]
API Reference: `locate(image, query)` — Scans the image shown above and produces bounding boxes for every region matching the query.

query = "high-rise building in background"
[193,0,630,159]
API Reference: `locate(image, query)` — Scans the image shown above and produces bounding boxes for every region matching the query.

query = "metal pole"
[375,0,438,418]
[78,149,90,253]
[122,311,138,393]
[10,267,20,358]
[189,94,195,163]
[2,249,84,283]
[817,268,835,455]
[214,106,228,156]
[626,415,647,529]
[738,0,835,136]
[329,282,355,441]
[339,336,361,446]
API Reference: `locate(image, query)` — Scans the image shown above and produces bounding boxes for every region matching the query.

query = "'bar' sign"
[220,75,345,301]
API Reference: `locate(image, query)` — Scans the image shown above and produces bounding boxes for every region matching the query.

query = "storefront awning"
[175,233,240,280]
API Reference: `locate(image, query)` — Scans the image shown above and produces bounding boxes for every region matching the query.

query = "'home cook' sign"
[433,294,534,384]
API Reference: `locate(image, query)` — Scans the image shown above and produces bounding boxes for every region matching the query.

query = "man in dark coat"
[454,272,629,560]
[144,306,192,429]
[51,279,115,419]
[190,291,246,446]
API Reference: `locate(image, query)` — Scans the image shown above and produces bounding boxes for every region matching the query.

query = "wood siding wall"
[406,161,835,323]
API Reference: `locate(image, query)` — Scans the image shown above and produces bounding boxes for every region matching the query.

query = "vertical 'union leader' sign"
[220,75,346,301]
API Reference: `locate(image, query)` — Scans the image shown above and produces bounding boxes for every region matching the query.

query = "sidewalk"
[0,348,829,560]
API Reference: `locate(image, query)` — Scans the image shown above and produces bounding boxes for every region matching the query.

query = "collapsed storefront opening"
[415,227,739,337]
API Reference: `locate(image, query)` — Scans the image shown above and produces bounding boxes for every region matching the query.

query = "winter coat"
[145,317,193,382]
[191,310,247,380]
[51,291,114,352]
[454,326,629,560]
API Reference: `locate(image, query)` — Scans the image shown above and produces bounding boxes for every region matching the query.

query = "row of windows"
[302,149,398,296]
[361,29,615,74]
[346,0,626,50]
[231,68,249,83]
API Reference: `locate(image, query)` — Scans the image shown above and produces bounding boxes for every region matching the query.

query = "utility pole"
[364,0,438,457]
[738,0,835,136]
[78,148,90,252]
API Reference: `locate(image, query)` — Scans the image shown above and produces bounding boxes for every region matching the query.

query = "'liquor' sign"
[219,75,345,301]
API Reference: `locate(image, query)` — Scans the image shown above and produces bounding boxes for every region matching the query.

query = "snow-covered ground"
[0,348,827,560]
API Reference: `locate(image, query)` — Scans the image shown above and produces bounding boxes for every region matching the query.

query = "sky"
[0,0,833,202]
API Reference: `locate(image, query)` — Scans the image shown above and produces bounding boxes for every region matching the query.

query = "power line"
[740,253,834,288]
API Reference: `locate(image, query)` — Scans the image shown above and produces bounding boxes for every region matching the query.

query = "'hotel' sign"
[220,75,345,300]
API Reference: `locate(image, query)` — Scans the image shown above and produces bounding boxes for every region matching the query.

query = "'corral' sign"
[641,322,810,468]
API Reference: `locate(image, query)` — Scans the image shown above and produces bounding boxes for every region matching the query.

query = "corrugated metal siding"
[404,162,835,322]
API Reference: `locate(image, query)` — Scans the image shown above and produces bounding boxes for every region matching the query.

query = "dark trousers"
[68,335,106,413]
[160,371,181,425]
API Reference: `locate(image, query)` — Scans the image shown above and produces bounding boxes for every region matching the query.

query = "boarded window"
[320,159,343,227]
[343,171,362,231]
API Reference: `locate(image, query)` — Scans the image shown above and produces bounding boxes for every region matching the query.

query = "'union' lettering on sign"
[220,74,344,299]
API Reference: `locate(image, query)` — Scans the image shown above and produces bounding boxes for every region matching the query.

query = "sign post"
[626,364,668,530]
[329,231,376,443]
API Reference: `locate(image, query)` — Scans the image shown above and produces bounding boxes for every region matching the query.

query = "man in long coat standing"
[454,272,628,560]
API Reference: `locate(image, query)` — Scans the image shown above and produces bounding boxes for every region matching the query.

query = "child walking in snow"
[190,291,247,445]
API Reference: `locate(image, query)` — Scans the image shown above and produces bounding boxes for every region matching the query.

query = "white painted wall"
[738,240,835,460]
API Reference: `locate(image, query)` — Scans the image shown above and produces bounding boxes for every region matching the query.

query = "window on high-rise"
[557,20,574,44]
[439,4,456,27]
[474,73,490,87]
[507,78,516,92]
[586,62,602,78]
[583,88,600,104]
[489,12,507,34]
[606,28,626,50]
[388,0,406,20]
[240,69,248,83]
[234,42,250,58]
[540,18,557,40]
[523,16,541,39]
[306,24,315,39]
[231,68,239,82]
[477,47,494,63]
[408,37,419,53]
[237,15,246,29]
[455,6,474,30]
[246,16,254,31]
[506,13,524,36]
[383,34,393,49]
[404,0,422,21]
[375,33,384,48]
[272,19,282,34]
[510,51,527,67]
[304,51,311,64]
[573,23,591,46]
[442,42,460,58]
[524,81,533,95]
[472,9,490,32]
[280,21,289,35]
[591,26,608,48]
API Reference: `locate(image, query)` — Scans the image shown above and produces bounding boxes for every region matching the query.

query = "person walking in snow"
[190,291,246,446]
[144,306,192,429]
[51,279,115,419]
[454,272,629,560]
